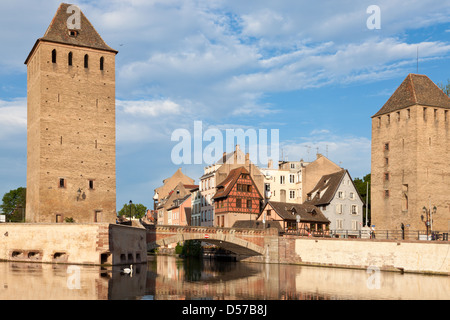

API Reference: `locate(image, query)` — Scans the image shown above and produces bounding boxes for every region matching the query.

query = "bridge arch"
[146,225,274,257]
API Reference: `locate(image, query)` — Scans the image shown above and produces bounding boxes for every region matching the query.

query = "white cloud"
[0,98,27,139]
[280,134,371,178]
[117,99,182,117]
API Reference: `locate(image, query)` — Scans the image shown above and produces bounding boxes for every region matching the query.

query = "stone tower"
[25,3,118,223]
[371,74,450,233]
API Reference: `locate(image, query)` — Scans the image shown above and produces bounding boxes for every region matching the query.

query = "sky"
[0,0,449,211]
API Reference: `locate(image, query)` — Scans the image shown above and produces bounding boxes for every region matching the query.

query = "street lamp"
[129,200,133,225]
[296,214,301,236]
[421,205,437,240]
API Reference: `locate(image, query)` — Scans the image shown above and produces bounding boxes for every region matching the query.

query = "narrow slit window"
[52,49,57,63]
[100,57,104,71]
[89,180,94,190]
[84,54,89,68]
[59,178,65,188]
[68,52,73,66]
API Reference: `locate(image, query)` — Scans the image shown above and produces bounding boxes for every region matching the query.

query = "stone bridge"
[145,225,279,261]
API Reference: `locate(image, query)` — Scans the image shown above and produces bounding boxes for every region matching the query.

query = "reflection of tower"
[25,4,118,223]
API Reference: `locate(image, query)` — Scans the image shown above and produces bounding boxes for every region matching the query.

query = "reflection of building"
[305,169,364,235]
[25,3,118,223]
[371,74,450,231]
[213,167,263,228]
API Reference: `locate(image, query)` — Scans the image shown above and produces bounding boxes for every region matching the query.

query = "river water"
[0,255,448,300]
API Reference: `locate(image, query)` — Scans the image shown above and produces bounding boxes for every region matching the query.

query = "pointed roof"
[25,3,117,64]
[212,167,263,200]
[261,201,330,224]
[372,74,450,117]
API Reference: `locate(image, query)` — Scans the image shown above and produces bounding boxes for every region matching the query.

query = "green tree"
[1,187,26,222]
[438,79,450,96]
[353,174,371,225]
[117,202,147,219]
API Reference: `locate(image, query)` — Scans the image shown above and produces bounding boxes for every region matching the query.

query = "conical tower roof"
[372,74,450,118]
[25,3,117,64]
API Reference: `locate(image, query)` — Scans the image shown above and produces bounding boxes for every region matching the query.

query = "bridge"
[145,225,279,260]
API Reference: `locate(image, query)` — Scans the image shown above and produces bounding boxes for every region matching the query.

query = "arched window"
[84,54,89,68]
[68,52,73,66]
[100,57,104,71]
[52,49,57,63]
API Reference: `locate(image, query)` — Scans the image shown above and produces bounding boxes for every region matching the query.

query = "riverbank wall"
[246,235,450,275]
[0,223,147,266]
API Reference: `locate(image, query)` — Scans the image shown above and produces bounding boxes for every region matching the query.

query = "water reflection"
[0,256,448,300]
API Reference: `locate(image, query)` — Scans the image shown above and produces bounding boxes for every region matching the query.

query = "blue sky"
[0,0,449,211]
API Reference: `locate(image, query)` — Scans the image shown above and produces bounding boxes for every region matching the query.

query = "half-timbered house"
[212,167,263,228]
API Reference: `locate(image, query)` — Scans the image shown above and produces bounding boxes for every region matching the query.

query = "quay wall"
[0,223,147,265]
[261,236,450,275]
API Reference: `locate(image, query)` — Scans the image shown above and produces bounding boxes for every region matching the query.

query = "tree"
[353,174,371,226]
[437,79,450,96]
[1,187,26,222]
[117,202,147,219]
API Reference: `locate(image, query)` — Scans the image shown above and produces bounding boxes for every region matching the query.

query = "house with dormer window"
[305,169,364,237]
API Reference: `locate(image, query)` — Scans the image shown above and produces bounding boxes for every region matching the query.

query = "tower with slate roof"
[25,3,118,223]
[371,74,450,233]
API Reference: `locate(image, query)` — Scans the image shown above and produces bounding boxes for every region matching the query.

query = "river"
[0,255,448,300]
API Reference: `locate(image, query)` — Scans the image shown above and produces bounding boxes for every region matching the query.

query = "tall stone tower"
[25,3,118,223]
[371,74,450,232]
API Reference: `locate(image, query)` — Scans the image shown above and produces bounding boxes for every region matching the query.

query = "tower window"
[100,57,104,71]
[84,54,89,68]
[68,52,73,66]
[89,180,94,190]
[68,30,78,37]
[59,178,66,188]
[52,49,57,63]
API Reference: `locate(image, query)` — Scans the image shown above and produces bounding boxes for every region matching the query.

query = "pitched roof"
[25,3,117,64]
[305,169,347,206]
[263,201,330,224]
[212,167,262,200]
[372,74,450,117]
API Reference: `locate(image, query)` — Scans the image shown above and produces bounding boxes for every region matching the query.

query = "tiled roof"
[212,167,262,200]
[264,201,330,224]
[305,170,347,206]
[372,74,450,117]
[25,3,117,64]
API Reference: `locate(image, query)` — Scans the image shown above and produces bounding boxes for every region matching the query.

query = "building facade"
[25,3,118,223]
[371,74,450,232]
[213,167,263,228]
[305,169,364,235]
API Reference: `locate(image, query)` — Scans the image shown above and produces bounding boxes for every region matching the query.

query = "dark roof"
[305,170,347,206]
[25,3,117,64]
[212,167,262,200]
[232,220,283,232]
[264,201,330,224]
[372,74,450,117]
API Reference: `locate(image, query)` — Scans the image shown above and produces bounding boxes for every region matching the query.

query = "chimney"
[268,159,273,169]
[222,152,226,164]
[316,153,323,160]
[245,153,250,165]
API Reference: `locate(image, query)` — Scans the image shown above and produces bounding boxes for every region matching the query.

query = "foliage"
[437,79,450,96]
[353,174,371,225]
[64,217,75,223]
[0,187,26,222]
[117,202,147,219]
[181,240,203,257]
